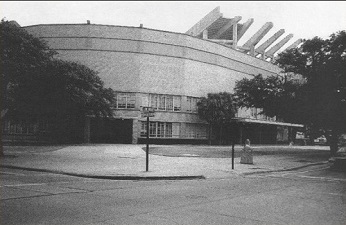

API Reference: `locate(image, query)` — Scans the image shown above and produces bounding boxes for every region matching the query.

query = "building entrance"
[90,118,133,144]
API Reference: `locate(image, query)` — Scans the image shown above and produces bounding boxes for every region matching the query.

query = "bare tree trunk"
[219,125,223,145]
[329,128,339,157]
[0,145,4,157]
[0,110,7,157]
[208,124,212,145]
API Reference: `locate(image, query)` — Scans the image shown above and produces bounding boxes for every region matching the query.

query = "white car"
[314,135,327,145]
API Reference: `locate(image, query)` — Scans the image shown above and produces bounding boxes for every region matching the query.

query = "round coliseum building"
[7,7,303,145]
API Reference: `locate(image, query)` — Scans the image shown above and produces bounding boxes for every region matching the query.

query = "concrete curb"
[0,165,206,181]
[241,161,329,175]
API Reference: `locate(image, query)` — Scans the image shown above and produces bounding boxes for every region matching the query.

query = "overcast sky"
[1,1,345,48]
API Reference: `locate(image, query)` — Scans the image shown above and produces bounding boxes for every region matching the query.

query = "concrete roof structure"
[186,7,302,62]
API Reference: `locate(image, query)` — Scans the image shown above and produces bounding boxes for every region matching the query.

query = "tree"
[1,19,55,156]
[234,31,346,156]
[1,19,116,146]
[197,92,237,145]
[11,59,115,119]
[234,73,305,123]
[1,20,56,116]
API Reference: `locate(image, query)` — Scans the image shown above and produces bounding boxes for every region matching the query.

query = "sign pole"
[231,123,235,170]
[232,140,235,169]
[146,115,149,172]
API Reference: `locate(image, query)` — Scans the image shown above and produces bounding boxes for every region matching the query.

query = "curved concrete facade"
[25,24,280,96]
[24,24,285,144]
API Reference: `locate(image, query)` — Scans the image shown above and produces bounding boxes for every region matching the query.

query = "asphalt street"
[1,164,346,225]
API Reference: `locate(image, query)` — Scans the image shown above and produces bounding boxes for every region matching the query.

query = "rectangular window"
[115,93,136,109]
[150,94,180,111]
[141,122,147,137]
[127,94,136,108]
[187,97,198,112]
[3,120,35,135]
[149,122,157,137]
[172,123,180,138]
[150,95,158,109]
[166,96,173,111]
[158,96,166,110]
[165,123,172,137]
[141,95,149,107]
[141,122,174,138]
[157,122,165,137]
[117,93,127,108]
[173,96,181,111]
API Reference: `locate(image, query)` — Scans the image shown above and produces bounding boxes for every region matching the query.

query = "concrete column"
[232,22,238,49]
[132,119,140,144]
[203,29,208,39]
[250,46,255,56]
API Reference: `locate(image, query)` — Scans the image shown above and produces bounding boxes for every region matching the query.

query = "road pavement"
[1,165,345,225]
[1,144,345,225]
[0,144,331,180]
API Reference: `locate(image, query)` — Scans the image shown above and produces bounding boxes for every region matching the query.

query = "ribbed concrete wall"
[25,24,281,97]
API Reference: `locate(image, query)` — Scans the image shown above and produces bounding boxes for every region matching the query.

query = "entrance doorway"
[90,118,133,143]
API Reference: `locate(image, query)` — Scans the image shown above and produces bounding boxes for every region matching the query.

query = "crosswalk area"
[250,165,346,182]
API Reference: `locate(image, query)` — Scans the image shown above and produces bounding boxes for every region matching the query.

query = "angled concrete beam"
[186,7,223,36]
[237,46,251,52]
[233,19,238,48]
[285,39,303,51]
[255,29,285,54]
[202,29,208,39]
[237,18,254,41]
[210,16,242,39]
[242,22,274,49]
[208,39,234,44]
[265,33,294,57]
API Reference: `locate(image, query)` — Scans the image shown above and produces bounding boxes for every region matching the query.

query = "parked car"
[314,135,327,145]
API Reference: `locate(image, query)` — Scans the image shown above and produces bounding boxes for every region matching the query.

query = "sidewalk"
[0,144,330,180]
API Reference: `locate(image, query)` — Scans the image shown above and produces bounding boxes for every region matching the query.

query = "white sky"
[1,1,346,50]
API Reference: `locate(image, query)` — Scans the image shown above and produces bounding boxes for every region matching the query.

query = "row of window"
[114,93,136,109]
[2,120,50,135]
[150,94,181,111]
[141,122,174,138]
[140,122,207,139]
[115,93,279,123]
[114,92,198,112]
[237,107,276,122]
[2,118,207,140]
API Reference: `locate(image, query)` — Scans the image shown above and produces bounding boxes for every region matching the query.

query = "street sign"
[141,112,155,118]
[141,107,155,172]
[141,107,155,117]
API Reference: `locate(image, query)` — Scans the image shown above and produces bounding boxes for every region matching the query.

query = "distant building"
[2,7,303,145]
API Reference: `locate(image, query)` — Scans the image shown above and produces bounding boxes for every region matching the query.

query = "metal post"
[231,123,236,170]
[232,141,235,169]
[146,115,149,172]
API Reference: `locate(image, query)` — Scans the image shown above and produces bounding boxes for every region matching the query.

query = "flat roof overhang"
[233,118,304,128]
